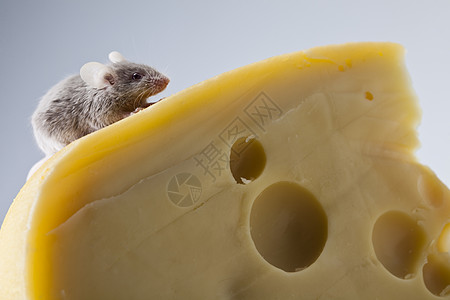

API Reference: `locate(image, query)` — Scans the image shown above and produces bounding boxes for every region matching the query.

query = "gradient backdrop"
[1,0,449,223]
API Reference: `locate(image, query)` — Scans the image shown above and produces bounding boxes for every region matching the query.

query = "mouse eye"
[132,72,143,80]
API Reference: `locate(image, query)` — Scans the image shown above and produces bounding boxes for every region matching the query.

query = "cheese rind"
[1,42,450,300]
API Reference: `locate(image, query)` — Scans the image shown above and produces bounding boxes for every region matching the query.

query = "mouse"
[31,51,170,156]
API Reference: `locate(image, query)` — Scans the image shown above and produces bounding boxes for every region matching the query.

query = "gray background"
[1,0,449,223]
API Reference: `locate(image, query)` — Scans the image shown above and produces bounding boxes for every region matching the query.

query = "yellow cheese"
[1,42,450,300]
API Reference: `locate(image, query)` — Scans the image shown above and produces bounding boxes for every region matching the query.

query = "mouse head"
[80,51,169,104]
[80,51,170,125]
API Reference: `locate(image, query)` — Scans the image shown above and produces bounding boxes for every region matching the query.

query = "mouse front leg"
[132,97,166,114]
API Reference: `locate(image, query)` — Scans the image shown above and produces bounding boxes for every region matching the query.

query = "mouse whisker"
[133,89,148,110]
[133,93,142,110]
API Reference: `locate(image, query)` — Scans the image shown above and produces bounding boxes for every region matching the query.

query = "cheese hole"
[230,137,266,184]
[423,254,450,297]
[372,211,426,279]
[250,181,327,272]
[365,91,374,101]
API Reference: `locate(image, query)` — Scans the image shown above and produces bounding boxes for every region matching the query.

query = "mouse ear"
[108,51,126,63]
[80,62,116,89]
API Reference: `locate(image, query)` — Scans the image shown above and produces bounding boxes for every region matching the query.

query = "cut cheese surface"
[1,42,450,300]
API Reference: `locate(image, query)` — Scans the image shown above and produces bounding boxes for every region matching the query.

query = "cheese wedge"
[1,42,450,300]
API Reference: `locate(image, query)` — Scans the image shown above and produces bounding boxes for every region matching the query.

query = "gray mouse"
[31,51,169,156]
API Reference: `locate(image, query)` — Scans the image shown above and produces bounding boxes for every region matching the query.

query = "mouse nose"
[159,75,170,88]
[148,75,170,94]
[154,75,169,92]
